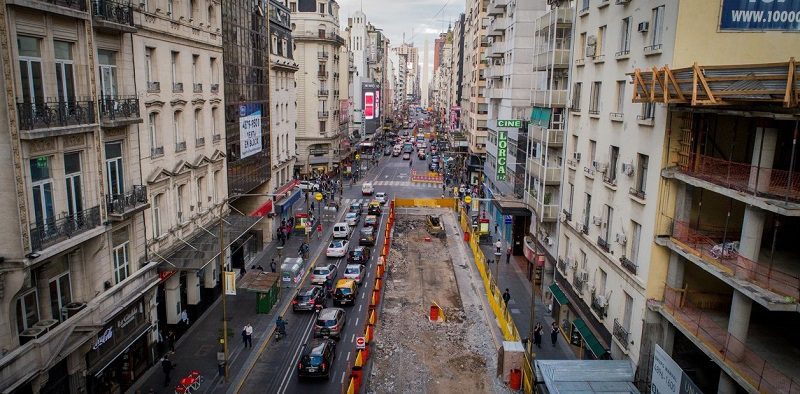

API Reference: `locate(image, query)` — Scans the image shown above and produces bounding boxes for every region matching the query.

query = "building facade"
[462,0,489,185]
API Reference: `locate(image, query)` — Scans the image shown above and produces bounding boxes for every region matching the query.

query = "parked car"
[297,339,337,379]
[313,307,347,340]
[347,246,371,264]
[333,279,358,306]
[296,181,320,191]
[348,202,362,215]
[374,192,387,205]
[326,240,349,258]
[345,212,360,226]
[364,215,378,227]
[358,226,376,246]
[343,264,365,285]
[293,286,326,312]
[311,263,338,285]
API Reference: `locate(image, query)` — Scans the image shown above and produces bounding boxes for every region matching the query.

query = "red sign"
[355,336,365,349]
[159,270,177,282]
[364,93,375,119]
[249,199,273,217]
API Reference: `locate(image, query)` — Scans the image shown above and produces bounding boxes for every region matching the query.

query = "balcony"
[106,185,149,220]
[318,111,329,119]
[557,258,567,273]
[172,82,184,93]
[91,0,135,31]
[534,49,570,70]
[529,127,563,147]
[195,137,205,147]
[30,206,102,252]
[590,292,608,319]
[333,90,340,97]
[613,319,630,349]
[147,81,160,93]
[488,17,506,37]
[98,95,140,127]
[211,83,220,93]
[175,141,186,152]
[536,202,559,222]
[213,134,222,143]
[318,89,330,97]
[293,30,346,45]
[16,0,87,13]
[193,83,203,93]
[487,87,503,99]
[574,276,586,293]
[620,255,637,275]
[318,51,329,60]
[531,89,568,107]
[597,236,611,253]
[318,71,329,80]
[629,187,646,200]
[151,146,164,157]
[16,99,96,138]
[528,158,562,185]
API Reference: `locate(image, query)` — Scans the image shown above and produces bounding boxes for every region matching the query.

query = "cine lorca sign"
[495,119,521,181]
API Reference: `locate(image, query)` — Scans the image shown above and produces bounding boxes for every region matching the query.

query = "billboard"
[239,104,262,159]
[720,0,800,31]
[362,82,380,135]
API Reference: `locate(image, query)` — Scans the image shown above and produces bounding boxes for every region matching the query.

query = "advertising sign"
[224,271,237,295]
[652,344,703,394]
[362,82,380,135]
[720,0,800,31]
[496,130,508,181]
[239,105,262,159]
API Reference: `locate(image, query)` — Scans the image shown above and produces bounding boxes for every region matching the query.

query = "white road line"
[341,371,346,384]
[346,351,351,361]
[277,315,316,394]
[355,317,359,327]
[361,291,366,299]
[358,304,362,312]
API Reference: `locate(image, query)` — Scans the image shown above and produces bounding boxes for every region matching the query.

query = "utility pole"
[219,210,229,381]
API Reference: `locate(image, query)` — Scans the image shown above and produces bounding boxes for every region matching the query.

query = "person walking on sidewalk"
[242,323,253,348]
[502,288,511,305]
[495,240,502,255]
[270,258,276,273]
[316,223,323,239]
[161,355,175,387]
[550,322,559,346]
[506,247,512,264]
[533,323,543,349]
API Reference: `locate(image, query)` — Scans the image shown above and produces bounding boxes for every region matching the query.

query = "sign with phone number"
[240,106,262,159]
[720,0,800,31]
[652,344,702,394]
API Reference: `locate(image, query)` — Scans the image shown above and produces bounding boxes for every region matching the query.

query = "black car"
[297,339,336,379]
[359,226,376,246]
[347,246,371,264]
[292,286,327,312]
[383,147,392,156]
[429,162,439,171]
[367,204,382,216]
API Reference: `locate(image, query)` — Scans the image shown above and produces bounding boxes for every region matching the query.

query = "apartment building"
[0,0,159,389]
[481,0,541,258]
[446,13,467,152]
[528,4,573,301]
[430,31,453,131]
[394,42,419,104]
[462,0,488,185]
[290,0,347,175]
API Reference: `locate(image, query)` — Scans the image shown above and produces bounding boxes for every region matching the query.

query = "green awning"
[573,319,608,358]
[549,283,569,306]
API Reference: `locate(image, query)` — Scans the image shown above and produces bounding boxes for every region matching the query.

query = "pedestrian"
[551,322,559,346]
[533,323,543,349]
[257,265,264,271]
[506,247,512,264]
[270,258,276,273]
[494,224,499,235]
[310,201,315,211]
[502,288,511,305]
[289,216,295,227]
[495,240,502,254]
[161,355,175,387]
[166,330,176,352]
[242,323,253,348]
[316,223,323,239]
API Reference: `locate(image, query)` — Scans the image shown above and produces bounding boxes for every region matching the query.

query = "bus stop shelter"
[238,271,280,314]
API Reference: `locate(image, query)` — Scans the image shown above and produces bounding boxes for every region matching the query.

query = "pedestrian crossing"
[369,180,441,188]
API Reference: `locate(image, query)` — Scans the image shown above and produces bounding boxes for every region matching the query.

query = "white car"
[297,181,320,191]
[374,192,387,205]
[311,263,337,285]
[326,240,349,258]
[345,212,360,226]
[362,182,374,196]
[343,264,365,285]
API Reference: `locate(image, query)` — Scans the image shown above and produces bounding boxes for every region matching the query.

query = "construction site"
[367,209,512,394]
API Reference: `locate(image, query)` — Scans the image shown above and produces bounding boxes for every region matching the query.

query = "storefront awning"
[238,271,280,292]
[153,214,262,271]
[573,319,608,358]
[275,189,301,215]
[549,283,569,306]
[249,199,273,217]
[491,198,532,217]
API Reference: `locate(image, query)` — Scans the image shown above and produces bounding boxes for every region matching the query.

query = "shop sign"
[92,327,113,350]
[496,130,507,181]
[720,0,800,31]
[87,300,146,366]
[239,105,262,159]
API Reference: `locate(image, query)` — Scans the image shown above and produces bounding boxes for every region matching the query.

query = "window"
[189,0,196,20]
[207,5,215,25]
[18,36,43,105]
[213,170,220,203]
[630,221,642,264]
[598,269,607,295]
[176,184,186,223]
[64,152,83,220]
[54,41,75,103]
[603,204,613,242]
[597,25,606,56]
[15,290,38,333]
[290,1,296,12]
[98,50,118,98]
[614,81,625,114]
[589,140,597,162]
[619,17,631,54]
[194,109,201,143]
[49,271,71,321]
[149,113,160,153]
[567,183,574,214]
[571,82,582,110]
[211,107,218,136]
[30,157,55,227]
[623,292,633,330]
[640,103,655,120]
[167,0,174,16]
[210,57,218,84]
[650,6,665,47]
[636,153,649,194]
[319,2,325,13]
[152,194,163,237]
[171,51,179,85]
[196,176,205,210]
[112,227,130,284]
[192,55,199,83]
[583,193,592,229]
[608,146,619,182]
[589,81,601,114]
[271,35,278,55]
[106,142,124,197]
[173,110,183,146]
[145,47,155,83]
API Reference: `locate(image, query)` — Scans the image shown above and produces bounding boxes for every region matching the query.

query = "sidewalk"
[479,242,574,360]
[130,229,326,394]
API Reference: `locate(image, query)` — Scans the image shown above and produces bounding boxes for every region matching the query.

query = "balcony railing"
[531,89,568,106]
[591,292,608,319]
[318,89,329,96]
[318,111,329,118]
[193,83,203,93]
[106,185,148,217]
[318,51,329,59]
[563,210,572,222]
[293,30,346,45]
[195,137,205,146]
[557,258,567,272]
[173,83,184,93]
[41,0,87,11]
[620,255,637,275]
[660,286,800,393]
[30,206,101,252]
[210,83,219,93]
[670,220,800,300]
[629,187,646,200]
[318,71,329,79]
[574,276,586,293]
[597,236,611,253]
[175,141,186,152]
[213,134,222,142]
[98,95,139,121]
[16,99,96,131]
[151,146,164,156]
[92,0,134,26]
[613,319,629,349]
[528,158,561,185]
[147,81,160,93]
[677,153,800,203]
[530,128,564,147]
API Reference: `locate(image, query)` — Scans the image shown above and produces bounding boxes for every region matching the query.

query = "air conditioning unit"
[61,302,87,320]
[638,22,649,32]
[622,163,634,176]
[573,152,582,162]
[616,233,627,245]
[19,327,46,345]
[592,216,603,226]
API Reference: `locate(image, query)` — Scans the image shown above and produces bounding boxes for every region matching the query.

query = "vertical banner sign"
[239,105,262,159]
[720,0,800,31]
[496,130,508,181]
[362,82,380,135]
[224,271,237,295]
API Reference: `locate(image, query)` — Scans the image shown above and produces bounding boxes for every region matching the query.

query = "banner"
[224,271,237,295]
[496,130,508,181]
[362,82,380,135]
[239,105,262,159]
[720,0,800,31]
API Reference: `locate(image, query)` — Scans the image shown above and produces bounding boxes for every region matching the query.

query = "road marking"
[351,334,355,343]
[341,371,346,384]
[361,292,366,299]
[277,313,316,394]
[358,304,362,312]
[355,317,359,327]
[346,351,351,361]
